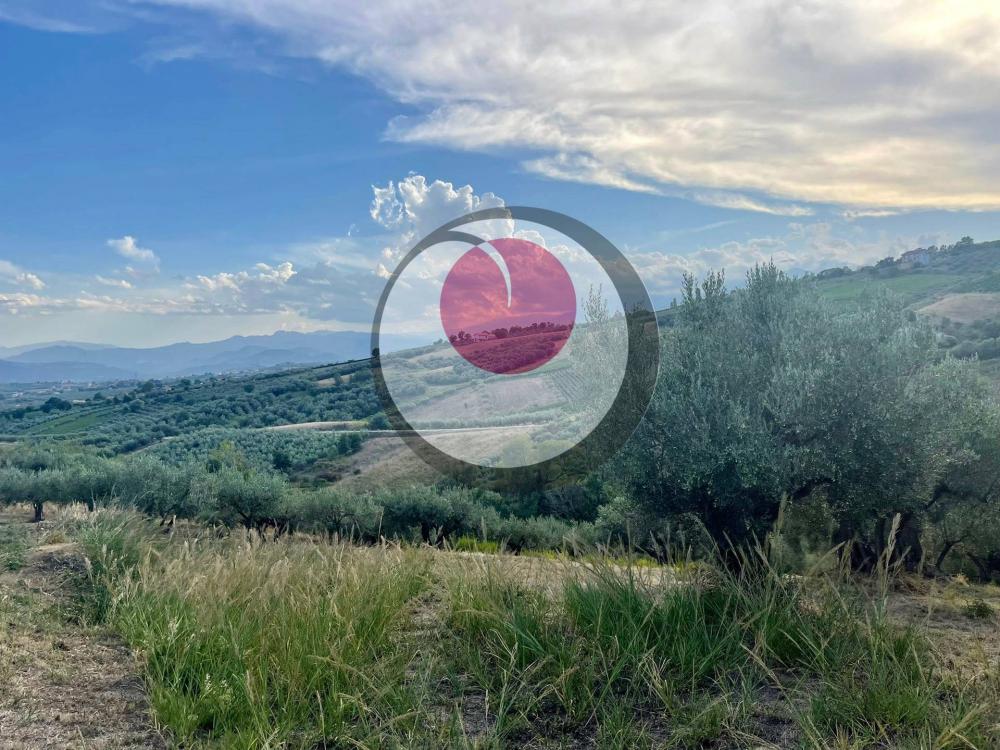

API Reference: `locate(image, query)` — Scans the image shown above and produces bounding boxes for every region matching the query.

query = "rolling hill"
[811,237,1000,372]
[0,330,427,384]
[812,237,1000,309]
[0,360,136,384]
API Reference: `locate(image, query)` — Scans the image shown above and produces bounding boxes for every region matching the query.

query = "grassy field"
[814,273,967,305]
[23,406,117,436]
[3,505,998,749]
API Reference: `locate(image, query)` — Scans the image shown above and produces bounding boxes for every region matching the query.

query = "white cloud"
[137,0,1000,212]
[194,261,296,298]
[95,275,134,289]
[687,192,814,217]
[254,261,296,283]
[6,178,497,328]
[525,154,815,215]
[840,208,907,221]
[195,272,241,292]
[108,235,159,266]
[629,222,925,303]
[149,177,514,325]
[370,175,507,264]
[524,153,662,195]
[0,292,46,314]
[19,273,45,290]
[0,260,45,290]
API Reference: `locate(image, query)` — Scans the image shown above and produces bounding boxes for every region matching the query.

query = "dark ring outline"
[370,206,660,481]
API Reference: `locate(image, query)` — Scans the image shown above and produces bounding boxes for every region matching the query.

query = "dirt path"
[0,514,164,749]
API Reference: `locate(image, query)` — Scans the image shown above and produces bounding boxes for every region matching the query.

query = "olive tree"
[621,264,992,568]
[207,467,289,530]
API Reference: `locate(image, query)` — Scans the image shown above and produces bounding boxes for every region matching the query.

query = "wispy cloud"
[840,208,907,221]
[523,153,662,195]
[95,275,134,289]
[0,6,96,33]
[686,192,814,217]
[126,0,1000,213]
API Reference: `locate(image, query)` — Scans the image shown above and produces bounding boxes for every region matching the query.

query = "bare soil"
[919,292,1000,323]
[0,512,164,749]
[886,576,1000,678]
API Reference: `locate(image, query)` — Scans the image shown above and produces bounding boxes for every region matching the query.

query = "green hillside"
[815,272,967,304]
[813,237,1000,369]
[0,357,381,455]
[813,237,999,303]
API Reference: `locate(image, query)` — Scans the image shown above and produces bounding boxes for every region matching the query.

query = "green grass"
[79,514,448,747]
[955,271,1000,293]
[816,273,967,305]
[73,513,1000,749]
[0,523,29,571]
[24,406,114,436]
[452,535,501,554]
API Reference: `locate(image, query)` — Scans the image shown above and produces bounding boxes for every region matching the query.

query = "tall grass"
[79,514,441,747]
[442,548,1000,748]
[73,512,1000,749]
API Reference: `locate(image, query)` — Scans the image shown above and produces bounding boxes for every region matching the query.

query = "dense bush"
[206,467,290,529]
[622,264,1000,571]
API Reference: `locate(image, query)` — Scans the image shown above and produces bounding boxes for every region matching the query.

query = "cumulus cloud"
[370,175,507,264]
[108,235,159,266]
[134,0,1000,211]
[194,261,295,295]
[159,177,514,325]
[0,260,45,290]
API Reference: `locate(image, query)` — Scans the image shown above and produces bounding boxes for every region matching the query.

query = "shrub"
[452,535,500,554]
[963,598,994,620]
[207,468,289,530]
[284,488,384,541]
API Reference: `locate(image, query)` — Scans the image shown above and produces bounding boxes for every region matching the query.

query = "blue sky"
[1,1,999,347]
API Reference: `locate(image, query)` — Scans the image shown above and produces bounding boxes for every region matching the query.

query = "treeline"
[0,447,593,552]
[147,427,365,475]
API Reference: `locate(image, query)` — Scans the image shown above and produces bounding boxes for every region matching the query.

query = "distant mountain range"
[0,331,427,384]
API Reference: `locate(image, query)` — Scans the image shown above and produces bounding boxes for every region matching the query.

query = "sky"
[1,0,999,348]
